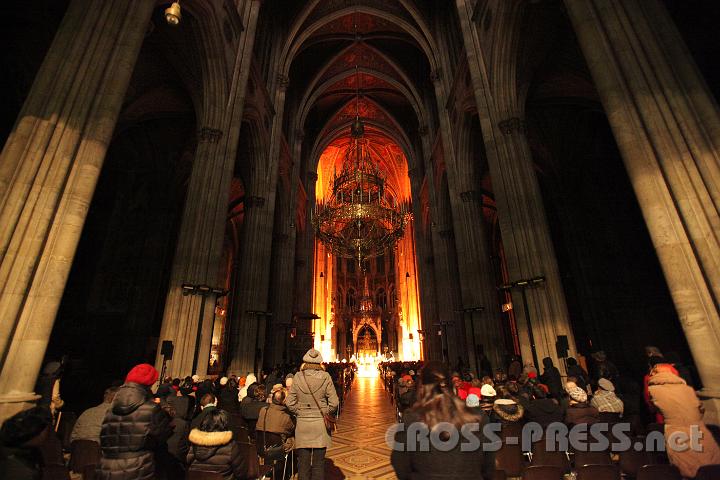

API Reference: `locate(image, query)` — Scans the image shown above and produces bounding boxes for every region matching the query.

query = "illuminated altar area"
[310,103,422,364]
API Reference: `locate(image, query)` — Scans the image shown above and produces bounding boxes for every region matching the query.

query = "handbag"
[302,371,337,434]
[259,407,285,465]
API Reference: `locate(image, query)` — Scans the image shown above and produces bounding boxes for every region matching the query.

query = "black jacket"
[522,398,565,428]
[187,429,248,480]
[391,410,495,479]
[97,382,172,480]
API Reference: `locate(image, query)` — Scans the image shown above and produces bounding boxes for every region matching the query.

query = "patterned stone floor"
[325,376,398,479]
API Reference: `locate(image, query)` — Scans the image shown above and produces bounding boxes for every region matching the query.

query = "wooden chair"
[69,439,101,474]
[576,464,620,480]
[522,465,564,480]
[636,464,682,480]
[694,464,720,480]
[618,439,656,477]
[495,423,525,477]
[531,440,570,472]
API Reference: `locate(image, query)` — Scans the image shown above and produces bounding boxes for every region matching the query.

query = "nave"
[326,377,397,479]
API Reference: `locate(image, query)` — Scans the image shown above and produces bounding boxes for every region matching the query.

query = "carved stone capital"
[460,190,480,203]
[276,73,290,91]
[245,196,266,208]
[498,117,526,135]
[430,69,442,84]
[198,127,223,143]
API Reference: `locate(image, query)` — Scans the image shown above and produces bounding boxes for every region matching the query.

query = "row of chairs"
[516,463,720,480]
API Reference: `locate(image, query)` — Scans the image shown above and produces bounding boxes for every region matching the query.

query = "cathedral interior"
[2,0,720,444]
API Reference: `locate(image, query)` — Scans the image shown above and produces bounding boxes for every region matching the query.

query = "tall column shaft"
[565,0,720,421]
[0,0,154,421]
[456,0,576,372]
[155,0,261,378]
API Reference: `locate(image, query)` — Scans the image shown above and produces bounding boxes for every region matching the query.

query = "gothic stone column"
[490,117,577,372]
[0,0,154,421]
[566,0,720,423]
[155,0,262,379]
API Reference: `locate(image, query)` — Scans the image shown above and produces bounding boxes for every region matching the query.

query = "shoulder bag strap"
[262,406,268,449]
[302,371,324,415]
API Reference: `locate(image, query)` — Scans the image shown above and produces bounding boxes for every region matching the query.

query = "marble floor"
[325,376,398,479]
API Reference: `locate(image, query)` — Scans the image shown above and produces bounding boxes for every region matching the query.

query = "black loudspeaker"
[556,335,569,358]
[161,340,174,360]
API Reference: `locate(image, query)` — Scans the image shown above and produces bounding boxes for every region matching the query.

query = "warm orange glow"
[313,132,421,361]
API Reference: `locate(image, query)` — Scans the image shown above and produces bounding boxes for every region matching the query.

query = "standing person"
[71,386,119,444]
[391,361,496,479]
[286,349,339,480]
[539,357,563,400]
[97,363,172,480]
[648,364,720,478]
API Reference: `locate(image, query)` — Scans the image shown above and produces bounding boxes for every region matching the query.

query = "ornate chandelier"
[312,112,409,265]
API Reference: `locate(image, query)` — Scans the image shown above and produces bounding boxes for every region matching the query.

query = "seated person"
[71,386,118,444]
[257,389,295,453]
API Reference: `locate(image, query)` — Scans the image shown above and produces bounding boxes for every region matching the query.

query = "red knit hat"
[126,364,159,386]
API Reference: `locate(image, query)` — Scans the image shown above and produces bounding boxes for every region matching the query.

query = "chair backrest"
[186,470,226,480]
[531,441,570,472]
[636,464,682,480]
[493,469,507,480]
[495,439,524,477]
[522,465,564,480]
[69,439,101,473]
[576,464,620,480]
[41,464,71,480]
[694,464,720,480]
[56,412,78,451]
[573,450,612,468]
[618,440,655,476]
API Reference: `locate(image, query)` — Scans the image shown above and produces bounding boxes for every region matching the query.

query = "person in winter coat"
[97,364,172,480]
[286,349,339,480]
[192,393,218,430]
[257,388,296,452]
[0,406,53,480]
[492,398,525,425]
[187,409,248,479]
[539,357,563,400]
[520,387,564,428]
[648,364,720,478]
[238,374,257,401]
[564,386,599,426]
[71,386,118,444]
[565,357,589,391]
[391,361,496,480]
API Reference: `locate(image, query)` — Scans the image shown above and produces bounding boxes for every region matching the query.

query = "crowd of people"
[381,347,720,479]
[0,349,353,480]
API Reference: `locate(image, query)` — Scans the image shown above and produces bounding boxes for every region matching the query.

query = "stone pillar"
[451,187,505,371]
[489,117,576,372]
[455,0,576,373]
[0,0,154,421]
[565,0,720,422]
[155,0,262,378]
[294,171,317,323]
[408,167,440,361]
[155,127,231,378]
[228,192,276,376]
[268,226,294,366]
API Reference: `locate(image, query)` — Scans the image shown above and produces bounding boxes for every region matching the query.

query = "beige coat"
[648,371,720,478]
[257,403,296,452]
[286,367,339,449]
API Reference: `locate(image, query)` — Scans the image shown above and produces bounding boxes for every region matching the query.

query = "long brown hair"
[411,361,481,429]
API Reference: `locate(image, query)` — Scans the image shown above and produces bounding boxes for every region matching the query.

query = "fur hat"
[466,393,480,408]
[191,374,200,383]
[481,384,497,398]
[0,406,52,446]
[598,378,614,392]
[303,348,323,364]
[568,386,588,403]
[125,364,158,386]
